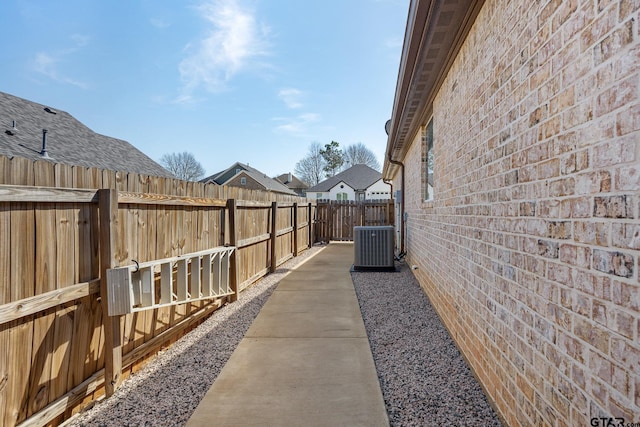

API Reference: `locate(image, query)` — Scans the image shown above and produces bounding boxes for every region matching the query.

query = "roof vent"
[44,107,57,114]
[41,129,51,158]
[5,120,17,136]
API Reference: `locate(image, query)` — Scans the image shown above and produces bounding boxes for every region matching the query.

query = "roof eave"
[383,0,485,180]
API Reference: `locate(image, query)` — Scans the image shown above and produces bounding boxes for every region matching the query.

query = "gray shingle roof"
[0,91,172,177]
[308,164,382,192]
[201,162,297,195]
[274,173,309,189]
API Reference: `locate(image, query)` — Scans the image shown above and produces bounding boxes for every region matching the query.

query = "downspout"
[387,155,405,255]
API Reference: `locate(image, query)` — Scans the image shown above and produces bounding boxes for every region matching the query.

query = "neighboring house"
[201,162,297,196]
[0,91,172,177]
[274,172,309,196]
[384,1,639,426]
[307,164,391,201]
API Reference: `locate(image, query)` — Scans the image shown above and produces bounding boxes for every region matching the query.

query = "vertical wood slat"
[28,162,57,418]
[0,160,319,426]
[270,202,277,273]
[308,203,313,247]
[0,203,10,424]
[293,203,299,257]
[98,189,122,397]
[226,199,238,302]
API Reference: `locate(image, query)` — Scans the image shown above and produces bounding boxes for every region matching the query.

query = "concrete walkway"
[186,242,389,427]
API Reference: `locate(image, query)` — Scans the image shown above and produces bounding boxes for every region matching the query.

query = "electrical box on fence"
[106,246,235,316]
[353,226,395,271]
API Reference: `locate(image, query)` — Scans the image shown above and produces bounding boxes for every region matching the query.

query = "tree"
[294,142,326,186]
[320,141,344,177]
[160,151,205,181]
[343,142,381,171]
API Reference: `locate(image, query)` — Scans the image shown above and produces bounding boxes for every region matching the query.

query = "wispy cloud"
[384,36,403,50]
[273,113,320,136]
[177,0,270,102]
[278,88,304,109]
[32,35,91,89]
[150,17,171,29]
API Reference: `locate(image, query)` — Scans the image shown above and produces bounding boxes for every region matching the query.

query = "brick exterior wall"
[394,1,639,425]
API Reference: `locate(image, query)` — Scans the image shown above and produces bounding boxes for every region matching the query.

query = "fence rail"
[0,156,315,427]
[315,199,395,242]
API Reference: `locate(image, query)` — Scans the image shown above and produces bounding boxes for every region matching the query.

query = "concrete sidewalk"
[186,242,389,427]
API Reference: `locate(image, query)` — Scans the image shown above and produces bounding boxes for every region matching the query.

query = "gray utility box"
[353,226,395,271]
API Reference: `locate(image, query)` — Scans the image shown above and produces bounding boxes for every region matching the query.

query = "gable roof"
[0,91,172,177]
[201,162,297,195]
[274,173,309,189]
[308,164,383,192]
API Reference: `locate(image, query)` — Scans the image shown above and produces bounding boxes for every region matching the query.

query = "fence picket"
[0,155,316,425]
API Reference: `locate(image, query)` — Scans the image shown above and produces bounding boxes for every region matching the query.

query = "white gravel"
[351,261,503,427]
[68,247,502,427]
[67,246,323,427]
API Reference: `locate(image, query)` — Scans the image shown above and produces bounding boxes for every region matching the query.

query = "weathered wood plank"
[236,233,271,249]
[7,199,35,425]
[117,191,227,207]
[0,280,100,325]
[0,184,98,203]
[0,202,10,423]
[28,161,57,416]
[98,189,122,397]
[227,199,238,302]
[270,202,277,273]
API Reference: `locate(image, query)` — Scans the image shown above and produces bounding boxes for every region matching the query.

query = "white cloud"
[32,45,89,90]
[273,113,320,136]
[278,88,304,109]
[177,0,270,101]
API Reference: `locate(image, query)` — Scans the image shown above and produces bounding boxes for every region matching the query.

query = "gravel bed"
[67,246,323,427]
[351,261,503,427]
[68,246,502,426]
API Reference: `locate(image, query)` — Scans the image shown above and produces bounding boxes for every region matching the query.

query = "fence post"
[308,203,313,248]
[293,202,298,257]
[98,189,122,397]
[227,199,239,302]
[270,201,278,273]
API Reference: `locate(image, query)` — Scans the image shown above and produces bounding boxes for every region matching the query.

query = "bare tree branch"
[160,152,205,181]
[294,142,326,186]
[343,142,380,171]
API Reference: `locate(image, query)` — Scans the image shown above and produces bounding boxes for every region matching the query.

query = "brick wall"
[396,0,639,425]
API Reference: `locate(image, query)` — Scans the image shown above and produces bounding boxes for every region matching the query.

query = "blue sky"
[0,0,408,178]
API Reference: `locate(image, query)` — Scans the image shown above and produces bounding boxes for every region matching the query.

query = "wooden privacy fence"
[0,156,314,427]
[315,199,395,242]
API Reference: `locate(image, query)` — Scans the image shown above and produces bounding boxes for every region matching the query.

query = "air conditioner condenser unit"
[352,225,396,271]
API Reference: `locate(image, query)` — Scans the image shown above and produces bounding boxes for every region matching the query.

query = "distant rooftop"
[308,164,382,192]
[201,162,297,195]
[0,91,172,178]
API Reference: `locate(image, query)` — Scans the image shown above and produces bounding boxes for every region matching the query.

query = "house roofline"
[383,0,485,180]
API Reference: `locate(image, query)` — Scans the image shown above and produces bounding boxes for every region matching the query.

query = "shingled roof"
[201,162,297,195]
[308,164,382,192]
[0,91,172,177]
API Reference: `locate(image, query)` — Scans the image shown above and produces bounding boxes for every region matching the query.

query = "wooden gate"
[314,199,394,242]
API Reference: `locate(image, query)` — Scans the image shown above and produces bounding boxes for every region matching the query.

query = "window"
[423,119,434,200]
[336,192,348,201]
[240,177,247,185]
[316,193,323,199]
